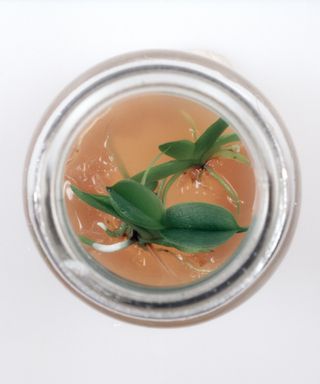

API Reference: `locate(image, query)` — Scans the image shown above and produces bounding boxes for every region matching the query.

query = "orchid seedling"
[69,117,250,275]
[132,118,249,210]
[71,178,247,255]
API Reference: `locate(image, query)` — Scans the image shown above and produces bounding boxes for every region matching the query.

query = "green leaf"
[163,202,242,231]
[154,202,246,252]
[132,159,193,184]
[214,150,250,164]
[159,140,195,160]
[214,133,240,148]
[107,179,165,230]
[194,119,229,163]
[71,185,120,217]
[193,133,240,163]
[146,180,158,191]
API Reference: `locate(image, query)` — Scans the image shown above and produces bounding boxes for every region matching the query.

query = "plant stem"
[214,133,239,148]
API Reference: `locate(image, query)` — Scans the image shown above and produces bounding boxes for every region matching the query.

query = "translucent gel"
[64,94,256,287]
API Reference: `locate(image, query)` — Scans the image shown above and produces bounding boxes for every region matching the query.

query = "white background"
[1,1,319,383]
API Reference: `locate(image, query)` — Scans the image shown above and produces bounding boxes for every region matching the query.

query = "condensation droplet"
[132,245,147,267]
[97,222,107,231]
[230,144,240,153]
[282,168,288,181]
[63,260,89,276]
[64,181,74,200]
[103,135,110,149]
[75,213,83,230]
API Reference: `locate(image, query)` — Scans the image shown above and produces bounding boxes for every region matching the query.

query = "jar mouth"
[24,50,300,324]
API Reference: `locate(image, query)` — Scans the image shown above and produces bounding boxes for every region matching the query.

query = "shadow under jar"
[25,50,299,325]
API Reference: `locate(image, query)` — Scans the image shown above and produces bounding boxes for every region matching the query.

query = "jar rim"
[24,49,300,324]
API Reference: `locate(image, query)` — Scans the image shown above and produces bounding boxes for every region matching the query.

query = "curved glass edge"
[24,50,300,323]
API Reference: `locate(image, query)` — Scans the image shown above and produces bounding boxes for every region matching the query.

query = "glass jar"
[24,50,300,324]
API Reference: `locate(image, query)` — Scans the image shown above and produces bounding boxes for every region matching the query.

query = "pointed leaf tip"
[70,184,119,217]
[194,118,229,163]
[159,140,195,160]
